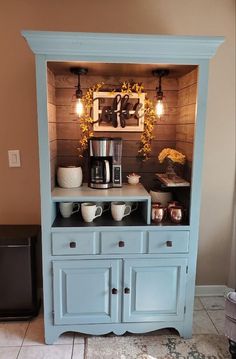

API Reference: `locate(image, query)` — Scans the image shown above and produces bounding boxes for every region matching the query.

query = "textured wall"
[0,0,235,285]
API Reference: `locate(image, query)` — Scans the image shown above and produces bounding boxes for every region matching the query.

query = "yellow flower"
[158,148,186,165]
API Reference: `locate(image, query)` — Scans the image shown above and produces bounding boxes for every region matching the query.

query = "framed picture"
[93,91,145,132]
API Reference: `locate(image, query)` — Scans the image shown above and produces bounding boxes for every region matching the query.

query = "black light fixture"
[152,69,169,118]
[70,67,88,117]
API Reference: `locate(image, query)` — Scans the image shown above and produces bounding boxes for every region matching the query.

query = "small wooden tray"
[155,173,190,187]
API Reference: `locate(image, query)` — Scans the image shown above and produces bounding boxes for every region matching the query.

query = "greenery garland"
[77,81,156,160]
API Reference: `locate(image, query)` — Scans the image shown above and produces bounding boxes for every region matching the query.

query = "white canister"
[57,166,83,188]
[149,190,172,206]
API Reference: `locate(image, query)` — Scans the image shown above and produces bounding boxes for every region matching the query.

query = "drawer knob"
[124,287,130,294]
[112,288,118,295]
[118,241,125,247]
[166,240,173,247]
[69,241,76,248]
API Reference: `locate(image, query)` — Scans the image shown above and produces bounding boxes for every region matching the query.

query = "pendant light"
[70,67,88,117]
[152,69,169,118]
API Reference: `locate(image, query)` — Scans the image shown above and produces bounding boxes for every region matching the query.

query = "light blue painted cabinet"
[21,30,223,344]
[123,258,187,323]
[53,259,121,325]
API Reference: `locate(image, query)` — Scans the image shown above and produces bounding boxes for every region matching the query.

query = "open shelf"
[52,208,147,228]
[51,183,151,202]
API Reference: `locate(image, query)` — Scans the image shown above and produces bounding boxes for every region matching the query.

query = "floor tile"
[194,297,204,310]
[23,316,74,345]
[0,346,20,359]
[72,344,85,359]
[193,310,218,334]
[200,296,225,310]
[208,309,225,335]
[0,321,29,346]
[18,344,73,359]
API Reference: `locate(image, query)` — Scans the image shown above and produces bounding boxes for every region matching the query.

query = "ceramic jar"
[127,173,141,185]
[57,166,83,188]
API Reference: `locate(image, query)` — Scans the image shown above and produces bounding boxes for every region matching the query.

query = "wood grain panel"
[56,105,78,122]
[57,140,80,156]
[55,88,178,107]
[50,140,57,160]
[55,75,178,91]
[152,124,176,140]
[57,123,80,140]
[48,103,56,123]
[48,122,57,142]
[122,140,176,157]
[178,104,196,124]
[178,68,198,89]
[176,124,194,143]
[122,157,163,173]
[50,156,57,190]
[47,83,56,105]
[176,141,193,161]
[47,68,55,87]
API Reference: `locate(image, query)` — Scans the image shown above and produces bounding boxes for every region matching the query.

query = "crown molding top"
[21,30,224,62]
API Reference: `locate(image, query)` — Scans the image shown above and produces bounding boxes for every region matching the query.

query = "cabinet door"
[123,258,187,322]
[53,259,121,325]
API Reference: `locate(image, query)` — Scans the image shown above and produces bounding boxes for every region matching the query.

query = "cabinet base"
[44,322,191,345]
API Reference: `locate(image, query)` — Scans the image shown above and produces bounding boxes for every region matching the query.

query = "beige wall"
[0,0,235,285]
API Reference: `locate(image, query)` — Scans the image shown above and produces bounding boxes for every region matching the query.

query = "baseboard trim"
[195,285,234,297]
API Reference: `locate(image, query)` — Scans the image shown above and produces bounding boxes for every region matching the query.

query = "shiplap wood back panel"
[47,68,57,189]
[176,69,197,162]
[54,74,179,190]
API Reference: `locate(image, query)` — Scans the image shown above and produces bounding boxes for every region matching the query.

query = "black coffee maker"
[88,137,122,189]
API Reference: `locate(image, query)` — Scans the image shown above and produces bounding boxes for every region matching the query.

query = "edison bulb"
[155,99,164,118]
[75,98,84,117]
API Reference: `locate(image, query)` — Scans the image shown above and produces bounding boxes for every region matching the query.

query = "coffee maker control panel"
[113,165,122,187]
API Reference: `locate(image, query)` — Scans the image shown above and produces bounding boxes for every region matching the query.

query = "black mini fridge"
[0,225,41,320]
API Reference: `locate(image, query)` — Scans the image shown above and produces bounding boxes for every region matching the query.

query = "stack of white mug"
[59,201,138,222]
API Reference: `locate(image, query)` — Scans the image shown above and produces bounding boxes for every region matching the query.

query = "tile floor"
[0,296,227,359]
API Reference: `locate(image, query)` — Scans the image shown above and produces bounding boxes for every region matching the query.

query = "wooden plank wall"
[54,74,179,190]
[176,69,197,162]
[47,68,57,189]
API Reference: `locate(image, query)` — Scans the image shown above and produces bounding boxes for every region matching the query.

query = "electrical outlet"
[8,150,21,167]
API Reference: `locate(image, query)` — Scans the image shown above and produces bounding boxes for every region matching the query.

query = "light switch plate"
[8,150,21,167]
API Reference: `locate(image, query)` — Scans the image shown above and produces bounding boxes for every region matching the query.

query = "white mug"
[125,202,138,213]
[59,202,80,218]
[111,201,131,221]
[81,202,103,223]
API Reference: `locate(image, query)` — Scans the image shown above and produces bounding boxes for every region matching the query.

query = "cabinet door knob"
[112,288,118,294]
[124,287,130,294]
[118,241,125,247]
[166,240,173,247]
[69,241,76,248]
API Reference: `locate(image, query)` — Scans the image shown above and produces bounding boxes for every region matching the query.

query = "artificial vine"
[77,81,156,160]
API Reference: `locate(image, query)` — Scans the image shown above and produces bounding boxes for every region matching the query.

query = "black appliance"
[0,225,41,320]
[89,137,122,189]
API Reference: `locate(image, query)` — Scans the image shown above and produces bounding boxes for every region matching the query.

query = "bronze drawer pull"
[124,287,130,294]
[112,288,118,294]
[118,241,125,247]
[69,241,76,248]
[166,240,173,247]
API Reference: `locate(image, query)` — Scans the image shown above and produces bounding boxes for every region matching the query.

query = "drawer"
[148,231,189,253]
[101,231,144,254]
[52,232,97,255]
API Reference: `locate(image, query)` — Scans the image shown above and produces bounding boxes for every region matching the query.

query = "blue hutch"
[22,31,223,344]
